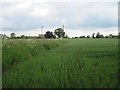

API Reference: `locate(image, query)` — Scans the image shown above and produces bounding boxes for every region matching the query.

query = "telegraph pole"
[62,25,64,30]
[40,26,44,38]
[41,26,44,34]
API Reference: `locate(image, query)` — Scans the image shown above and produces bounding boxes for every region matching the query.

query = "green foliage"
[96,32,104,38]
[3,39,118,88]
[0,34,9,39]
[10,33,16,39]
[20,35,26,39]
[92,33,95,38]
[45,31,54,38]
[0,39,2,89]
[54,28,65,38]
[80,36,86,38]
[119,32,120,38]
[87,35,90,38]
[109,34,113,38]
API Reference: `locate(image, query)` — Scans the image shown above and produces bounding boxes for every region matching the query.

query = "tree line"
[73,32,120,39]
[0,29,120,39]
[0,28,68,39]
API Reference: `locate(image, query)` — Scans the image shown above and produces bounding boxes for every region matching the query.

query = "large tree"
[0,34,9,39]
[21,35,26,39]
[10,33,16,39]
[92,33,95,38]
[118,32,120,38]
[87,35,90,38]
[96,32,101,38]
[54,28,65,38]
[109,34,113,38]
[96,32,104,38]
[45,31,54,38]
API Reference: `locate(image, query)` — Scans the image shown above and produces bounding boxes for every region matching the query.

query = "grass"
[0,39,2,89]
[2,38,118,88]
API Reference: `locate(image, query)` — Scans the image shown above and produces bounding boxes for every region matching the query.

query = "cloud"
[0,0,119,3]
[30,7,49,17]
[0,1,118,37]
[0,17,16,29]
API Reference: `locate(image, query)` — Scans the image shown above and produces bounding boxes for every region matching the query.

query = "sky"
[0,0,119,37]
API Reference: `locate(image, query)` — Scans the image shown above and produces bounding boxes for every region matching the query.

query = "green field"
[2,38,118,88]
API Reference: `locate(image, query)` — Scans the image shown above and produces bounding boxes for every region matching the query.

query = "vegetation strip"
[3,39,118,88]
[2,39,67,73]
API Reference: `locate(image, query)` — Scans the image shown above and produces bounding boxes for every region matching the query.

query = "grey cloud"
[1,2,118,31]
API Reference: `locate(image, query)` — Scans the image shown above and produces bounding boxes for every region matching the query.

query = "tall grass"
[2,39,66,72]
[2,38,118,88]
[0,39,2,89]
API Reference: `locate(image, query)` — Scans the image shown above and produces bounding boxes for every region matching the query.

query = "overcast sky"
[0,0,119,37]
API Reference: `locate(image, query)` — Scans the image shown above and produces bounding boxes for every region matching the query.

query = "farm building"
[38,34,45,38]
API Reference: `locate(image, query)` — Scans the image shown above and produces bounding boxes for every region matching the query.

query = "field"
[2,38,118,88]
[0,39,2,89]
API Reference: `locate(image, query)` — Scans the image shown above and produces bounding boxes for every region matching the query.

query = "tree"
[21,35,26,39]
[92,33,95,38]
[45,31,54,38]
[54,28,65,38]
[96,32,100,38]
[109,34,113,38]
[15,36,21,39]
[80,36,86,38]
[0,34,9,39]
[0,34,3,39]
[105,36,109,38]
[112,35,118,38]
[10,33,16,39]
[53,35,56,39]
[118,32,120,38]
[63,34,69,38]
[87,35,90,38]
[96,32,104,38]
[75,37,79,38]
[99,34,104,38]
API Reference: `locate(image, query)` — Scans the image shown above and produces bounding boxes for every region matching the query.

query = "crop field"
[2,38,118,88]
